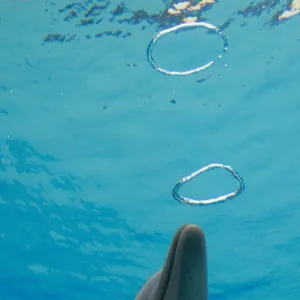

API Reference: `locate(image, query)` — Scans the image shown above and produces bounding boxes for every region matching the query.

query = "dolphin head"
[135,224,208,300]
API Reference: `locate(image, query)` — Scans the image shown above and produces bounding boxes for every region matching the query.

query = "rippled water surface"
[1,0,300,299]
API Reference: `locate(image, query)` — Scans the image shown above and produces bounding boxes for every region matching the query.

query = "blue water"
[1,0,300,299]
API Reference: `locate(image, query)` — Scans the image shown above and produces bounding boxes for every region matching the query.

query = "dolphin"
[135,224,208,300]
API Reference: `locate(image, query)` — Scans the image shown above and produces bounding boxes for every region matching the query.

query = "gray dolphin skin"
[135,224,208,300]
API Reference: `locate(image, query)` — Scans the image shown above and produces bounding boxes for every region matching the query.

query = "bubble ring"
[147,22,228,76]
[172,163,245,206]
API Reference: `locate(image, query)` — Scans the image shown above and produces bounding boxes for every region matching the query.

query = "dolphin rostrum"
[135,224,208,300]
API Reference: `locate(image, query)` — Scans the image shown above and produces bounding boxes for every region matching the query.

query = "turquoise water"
[1,0,300,299]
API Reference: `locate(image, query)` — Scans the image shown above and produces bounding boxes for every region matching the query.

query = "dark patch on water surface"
[43,0,297,44]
